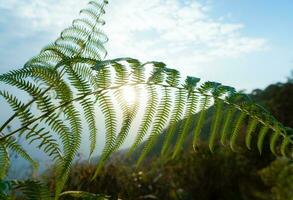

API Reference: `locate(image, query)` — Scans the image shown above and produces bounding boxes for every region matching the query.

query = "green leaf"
[230,112,246,151]
[208,99,224,152]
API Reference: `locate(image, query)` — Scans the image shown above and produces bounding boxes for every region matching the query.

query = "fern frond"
[0,91,33,124]
[171,77,200,157]
[208,85,234,150]
[80,7,105,23]
[148,62,166,84]
[43,42,77,58]
[51,77,83,197]
[89,0,107,12]
[192,95,212,147]
[137,87,172,166]
[86,39,107,58]
[208,99,224,152]
[160,69,183,155]
[72,63,99,90]
[127,85,158,156]
[12,180,51,200]
[112,86,141,154]
[0,78,56,119]
[59,190,109,200]
[0,144,9,180]
[25,125,62,160]
[165,68,180,87]
[0,74,42,97]
[280,133,291,157]
[230,112,247,151]
[257,126,270,154]
[66,65,91,94]
[43,112,72,156]
[73,18,105,32]
[113,62,128,85]
[55,103,82,198]
[61,26,107,47]
[220,106,237,145]
[245,117,259,149]
[99,98,141,173]
[0,0,109,196]
[1,2,293,194]
[25,51,63,67]
[99,93,117,153]
[0,66,57,82]
[93,93,117,177]
[0,0,292,196]
[192,82,220,148]
[270,130,280,155]
[161,89,186,155]
[81,98,98,159]
[172,92,198,158]
[66,64,97,159]
[5,138,38,172]
[128,59,144,83]
[95,65,111,88]
[54,79,73,102]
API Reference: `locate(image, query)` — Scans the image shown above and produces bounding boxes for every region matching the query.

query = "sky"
[0,0,292,91]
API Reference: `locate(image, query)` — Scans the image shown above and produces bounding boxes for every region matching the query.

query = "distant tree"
[251,77,293,127]
[287,70,293,83]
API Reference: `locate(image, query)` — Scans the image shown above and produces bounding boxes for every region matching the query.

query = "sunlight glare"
[122,86,137,106]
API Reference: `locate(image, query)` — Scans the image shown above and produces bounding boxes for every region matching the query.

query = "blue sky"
[208,0,293,90]
[0,0,292,91]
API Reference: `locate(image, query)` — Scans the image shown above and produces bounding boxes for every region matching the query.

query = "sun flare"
[122,86,137,106]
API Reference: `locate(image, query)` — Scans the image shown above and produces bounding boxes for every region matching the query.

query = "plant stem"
[0,87,53,133]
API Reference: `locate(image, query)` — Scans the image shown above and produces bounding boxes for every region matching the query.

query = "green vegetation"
[0,0,292,199]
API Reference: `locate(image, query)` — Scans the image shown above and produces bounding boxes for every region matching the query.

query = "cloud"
[0,0,87,35]
[103,0,267,69]
[0,0,267,74]
[0,0,88,71]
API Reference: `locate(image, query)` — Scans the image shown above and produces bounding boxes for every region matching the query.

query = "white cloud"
[0,0,267,74]
[0,0,88,35]
[104,0,267,72]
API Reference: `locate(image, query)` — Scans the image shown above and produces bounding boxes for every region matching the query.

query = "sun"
[122,86,137,106]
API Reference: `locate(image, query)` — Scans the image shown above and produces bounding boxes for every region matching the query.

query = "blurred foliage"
[251,72,293,128]
[259,158,293,200]
[44,145,292,200]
